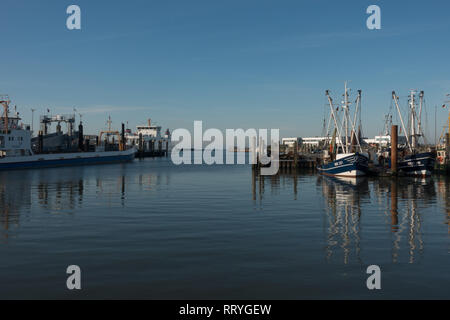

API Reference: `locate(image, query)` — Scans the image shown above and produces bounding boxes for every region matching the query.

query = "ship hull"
[0,148,135,170]
[397,152,435,176]
[318,153,369,177]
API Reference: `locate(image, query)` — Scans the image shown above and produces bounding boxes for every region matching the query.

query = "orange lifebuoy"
[438,156,444,163]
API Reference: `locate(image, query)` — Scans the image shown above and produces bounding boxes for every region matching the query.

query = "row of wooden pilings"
[251,141,318,173]
[137,133,169,157]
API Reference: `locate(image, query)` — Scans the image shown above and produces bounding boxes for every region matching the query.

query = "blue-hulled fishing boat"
[319,152,369,177]
[391,90,435,176]
[318,83,369,177]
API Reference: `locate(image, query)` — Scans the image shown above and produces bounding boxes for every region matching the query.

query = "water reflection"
[1,165,448,267]
[319,176,370,264]
[321,176,440,264]
[389,178,433,263]
[436,176,450,233]
[36,178,84,211]
[251,170,315,201]
[0,165,172,241]
[0,171,31,239]
[251,171,447,265]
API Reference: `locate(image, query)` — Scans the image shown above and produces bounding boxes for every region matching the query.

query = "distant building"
[281,137,302,148]
[300,136,342,146]
[282,135,407,149]
[363,135,407,146]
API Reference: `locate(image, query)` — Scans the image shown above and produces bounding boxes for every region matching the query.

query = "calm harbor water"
[0,155,449,299]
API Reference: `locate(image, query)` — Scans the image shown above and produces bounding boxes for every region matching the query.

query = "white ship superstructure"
[126,119,171,155]
[0,96,135,170]
[0,96,33,157]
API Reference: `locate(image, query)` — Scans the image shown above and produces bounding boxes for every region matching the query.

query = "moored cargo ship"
[0,96,135,170]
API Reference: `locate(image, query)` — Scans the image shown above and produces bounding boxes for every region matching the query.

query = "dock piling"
[391,125,398,174]
[293,141,298,170]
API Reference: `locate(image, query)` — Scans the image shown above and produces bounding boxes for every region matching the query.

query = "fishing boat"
[397,152,435,176]
[318,83,369,177]
[0,97,135,170]
[391,90,435,176]
[319,152,369,177]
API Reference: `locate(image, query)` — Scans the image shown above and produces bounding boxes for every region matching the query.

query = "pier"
[252,141,319,173]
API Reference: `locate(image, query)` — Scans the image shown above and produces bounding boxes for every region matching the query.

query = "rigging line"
[389,98,397,130]
[423,99,429,145]
[405,98,411,140]
[326,109,333,138]
[322,103,326,135]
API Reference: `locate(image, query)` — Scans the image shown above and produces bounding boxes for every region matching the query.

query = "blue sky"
[1,0,450,140]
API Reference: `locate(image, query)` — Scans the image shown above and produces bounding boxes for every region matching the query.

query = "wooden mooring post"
[391,125,398,174]
[293,141,298,170]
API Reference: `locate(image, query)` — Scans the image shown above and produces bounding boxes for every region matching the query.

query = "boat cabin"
[0,99,33,157]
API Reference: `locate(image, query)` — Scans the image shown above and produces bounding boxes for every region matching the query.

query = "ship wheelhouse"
[124,118,171,153]
[0,98,33,157]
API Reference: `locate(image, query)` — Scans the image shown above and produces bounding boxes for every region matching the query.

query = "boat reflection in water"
[388,178,437,263]
[0,163,448,298]
[0,165,172,241]
[0,171,32,241]
[251,169,316,202]
[252,171,445,265]
[436,176,450,234]
[318,175,370,264]
[319,175,439,264]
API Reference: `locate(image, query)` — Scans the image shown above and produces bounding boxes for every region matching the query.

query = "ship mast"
[392,91,413,153]
[447,94,450,142]
[325,90,344,154]
[344,82,349,153]
[351,89,363,153]
[418,91,424,139]
[383,114,392,136]
[0,97,10,133]
[107,115,112,131]
[410,90,417,150]
[326,84,363,154]
[447,94,450,141]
